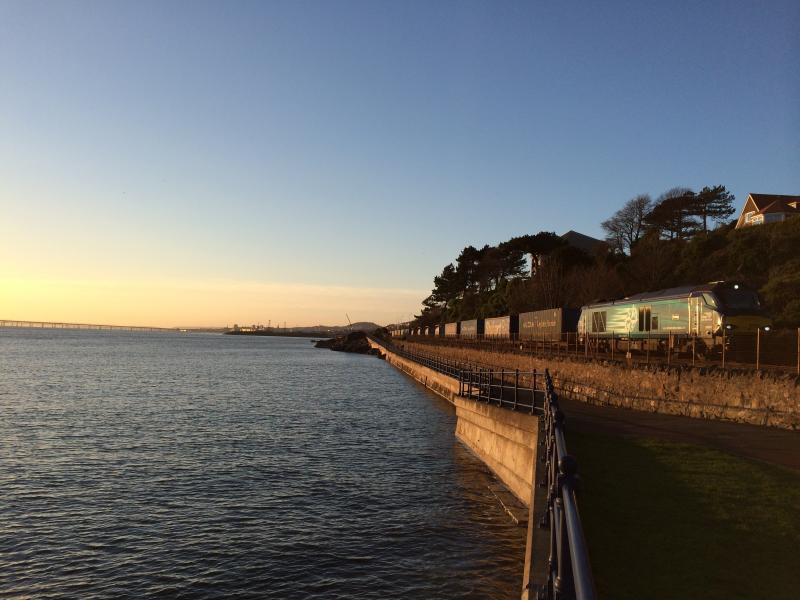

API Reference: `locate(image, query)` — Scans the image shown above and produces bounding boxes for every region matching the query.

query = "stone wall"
[400,341,800,430]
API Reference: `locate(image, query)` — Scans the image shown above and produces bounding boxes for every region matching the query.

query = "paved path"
[560,398,800,472]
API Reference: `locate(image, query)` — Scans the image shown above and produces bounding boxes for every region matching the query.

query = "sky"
[1,0,798,327]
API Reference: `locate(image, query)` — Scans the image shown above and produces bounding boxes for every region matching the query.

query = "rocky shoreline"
[314,331,384,357]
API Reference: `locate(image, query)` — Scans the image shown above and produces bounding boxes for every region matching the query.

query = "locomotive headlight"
[733,284,739,289]
[764,326,771,332]
[726,324,733,330]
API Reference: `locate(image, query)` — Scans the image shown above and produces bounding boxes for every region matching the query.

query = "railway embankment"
[398,341,800,430]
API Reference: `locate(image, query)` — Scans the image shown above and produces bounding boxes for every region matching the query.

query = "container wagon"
[484,315,519,338]
[459,318,485,339]
[518,308,580,340]
[444,322,459,337]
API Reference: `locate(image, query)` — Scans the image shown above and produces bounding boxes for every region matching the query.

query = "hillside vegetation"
[415,188,800,328]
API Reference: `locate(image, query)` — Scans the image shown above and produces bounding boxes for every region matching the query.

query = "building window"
[744,211,755,222]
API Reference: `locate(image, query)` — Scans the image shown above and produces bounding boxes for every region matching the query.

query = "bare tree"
[601,194,652,254]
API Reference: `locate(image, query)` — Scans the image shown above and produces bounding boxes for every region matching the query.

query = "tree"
[430,263,460,307]
[506,232,565,276]
[601,194,652,254]
[646,188,699,240]
[454,245,483,293]
[691,185,735,233]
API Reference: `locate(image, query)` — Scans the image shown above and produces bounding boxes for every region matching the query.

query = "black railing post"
[514,369,519,411]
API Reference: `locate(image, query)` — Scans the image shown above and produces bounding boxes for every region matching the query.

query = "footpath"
[560,397,800,471]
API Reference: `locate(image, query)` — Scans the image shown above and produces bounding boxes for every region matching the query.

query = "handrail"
[373,336,543,413]
[540,370,596,600]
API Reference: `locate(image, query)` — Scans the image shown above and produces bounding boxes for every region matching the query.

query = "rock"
[314,331,382,356]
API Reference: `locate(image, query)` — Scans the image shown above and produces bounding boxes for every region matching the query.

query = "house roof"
[748,194,800,213]
[560,230,604,253]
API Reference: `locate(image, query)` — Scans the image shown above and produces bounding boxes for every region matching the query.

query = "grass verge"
[568,430,800,600]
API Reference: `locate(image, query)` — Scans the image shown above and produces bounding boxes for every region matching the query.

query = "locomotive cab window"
[651,315,658,330]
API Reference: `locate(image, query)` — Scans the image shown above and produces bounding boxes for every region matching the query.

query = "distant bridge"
[0,319,179,332]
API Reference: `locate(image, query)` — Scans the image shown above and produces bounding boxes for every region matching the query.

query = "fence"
[387,343,543,413]
[401,328,800,373]
[377,338,596,599]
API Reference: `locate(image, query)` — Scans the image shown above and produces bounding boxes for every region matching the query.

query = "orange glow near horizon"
[0,276,425,328]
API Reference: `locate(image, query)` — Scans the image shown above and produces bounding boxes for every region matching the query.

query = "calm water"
[0,329,526,598]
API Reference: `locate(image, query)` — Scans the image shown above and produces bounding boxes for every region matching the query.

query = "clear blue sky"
[1,1,798,325]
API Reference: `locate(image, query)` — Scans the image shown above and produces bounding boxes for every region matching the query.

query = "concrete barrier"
[369,338,539,503]
[453,396,539,506]
[369,338,461,401]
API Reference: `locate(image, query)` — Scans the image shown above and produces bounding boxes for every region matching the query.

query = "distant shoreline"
[224,330,328,339]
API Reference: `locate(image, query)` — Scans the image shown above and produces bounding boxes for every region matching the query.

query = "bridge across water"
[0,320,178,332]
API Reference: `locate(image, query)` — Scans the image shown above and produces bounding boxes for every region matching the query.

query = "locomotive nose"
[724,315,772,333]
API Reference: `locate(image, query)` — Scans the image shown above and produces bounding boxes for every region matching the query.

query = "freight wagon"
[459,318,485,339]
[484,315,519,338]
[518,308,580,340]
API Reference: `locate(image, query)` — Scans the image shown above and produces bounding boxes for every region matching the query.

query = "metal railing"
[537,371,596,600]
[373,336,596,598]
[384,340,543,413]
[459,366,542,414]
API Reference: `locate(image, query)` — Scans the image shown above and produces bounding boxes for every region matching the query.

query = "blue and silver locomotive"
[577,281,770,354]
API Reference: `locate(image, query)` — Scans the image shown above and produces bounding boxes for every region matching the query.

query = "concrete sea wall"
[368,338,549,597]
[400,341,800,430]
[368,338,540,505]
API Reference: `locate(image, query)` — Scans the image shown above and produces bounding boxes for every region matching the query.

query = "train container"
[518,308,579,340]
[484,315,519,338]
[459,318,485,339]
[444,322,459,337]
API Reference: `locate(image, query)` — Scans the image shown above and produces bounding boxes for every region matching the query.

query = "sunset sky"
[2,1,798,327]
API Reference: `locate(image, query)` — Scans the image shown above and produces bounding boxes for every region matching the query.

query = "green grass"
[568,431,800,600]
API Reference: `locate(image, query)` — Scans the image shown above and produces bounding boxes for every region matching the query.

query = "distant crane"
[346,313,353,332]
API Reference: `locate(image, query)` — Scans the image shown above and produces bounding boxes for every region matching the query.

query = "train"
[390,281,771,356]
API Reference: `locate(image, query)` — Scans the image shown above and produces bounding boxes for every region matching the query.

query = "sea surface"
[0,329,526,599]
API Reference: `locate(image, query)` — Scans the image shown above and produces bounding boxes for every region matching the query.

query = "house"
[735,193,800,229]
